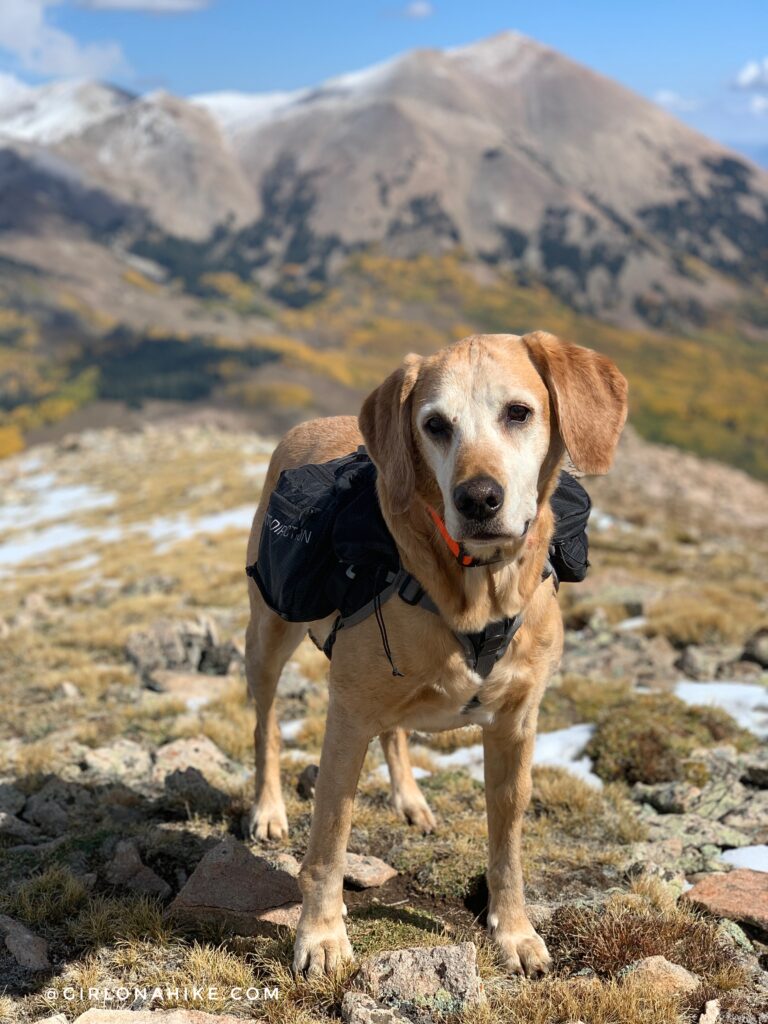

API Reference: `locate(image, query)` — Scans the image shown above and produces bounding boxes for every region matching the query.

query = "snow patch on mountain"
[0,80,134,145]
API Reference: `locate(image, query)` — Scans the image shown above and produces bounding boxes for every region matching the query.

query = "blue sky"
[2,0,768,152]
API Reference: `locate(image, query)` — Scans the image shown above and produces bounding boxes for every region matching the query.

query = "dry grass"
[3,866,89,926]
[464,974,684,1024]
[70,894,173,948]
[586,692,756,785]
[549,888,746,989]
[645,585,763,646]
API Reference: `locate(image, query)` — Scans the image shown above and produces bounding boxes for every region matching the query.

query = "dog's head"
[360,332,628,559]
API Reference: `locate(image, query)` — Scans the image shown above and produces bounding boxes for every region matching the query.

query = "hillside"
[0,418,766,1022]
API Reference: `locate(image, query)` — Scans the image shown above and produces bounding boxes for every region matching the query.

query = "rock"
[83,739,152,781]
[699,998,720,1023]
[684,869,768,933]
[0,914,50,970]
[126,616,225,681]
[266,851,301,877]
[0,811,42,842]
[151,735,243,790]
[341,992,410,1023]
[296,764,319,800]
[169,836,302,934]
[562,629,678,687]
[199,638,242,676]
[35,1015,69,1024]
[353,942,484,1011]
[744,628,768,668]
[677,644,741,681]
[716,919,753,952]
[634,758,748,821]
[105,839,172,899]
[345,853,397,889]
[622,955,700,996]
[21,778,95,835]
[163,766,230,815]
[0,780,26,814]
[740,750,768,789]
[59,680,82,700]
[722,790,768,842]
[148,670,231,709]
[72,1012,244,1023]
[278,662,318,700]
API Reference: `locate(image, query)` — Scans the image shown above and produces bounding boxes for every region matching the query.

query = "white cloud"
[653,89,699,113]
[750,95,768,115]
[0,0,127,78]
[735,57,768,91]
[79,0,210,10]
[403,1,434,18]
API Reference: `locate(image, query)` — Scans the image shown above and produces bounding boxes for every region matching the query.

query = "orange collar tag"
[426,505,475,567]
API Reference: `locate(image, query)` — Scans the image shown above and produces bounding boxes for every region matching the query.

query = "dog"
[244,331,627,977]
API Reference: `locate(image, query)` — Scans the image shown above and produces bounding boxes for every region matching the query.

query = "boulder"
[126,616,237,682]
[621,955,700,996]
[163,766,230,815]
[151,736,243,791]
[21,778,95,835]
[104,839,172,899]
[83,739,152,781]
[344,853,397,889]
[0,780,26,814]
[353,942,484,1011]
[0,914,50,970]
[684,869,768,933]
[0,811,41,842]
[677,645,741,681]
[169,837,302,934]
[341,992,410,1023]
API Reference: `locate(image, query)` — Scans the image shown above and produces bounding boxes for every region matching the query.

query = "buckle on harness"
[398,575,425,605]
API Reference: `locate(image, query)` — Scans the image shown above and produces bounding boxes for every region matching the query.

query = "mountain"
[0,34,767,476]
[0,33,766,326]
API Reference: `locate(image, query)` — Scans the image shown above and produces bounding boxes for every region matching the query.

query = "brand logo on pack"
[265,511,312,544]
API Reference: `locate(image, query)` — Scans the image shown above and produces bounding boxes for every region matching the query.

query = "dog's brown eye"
[506,404,531,424]
[424,415,451,438]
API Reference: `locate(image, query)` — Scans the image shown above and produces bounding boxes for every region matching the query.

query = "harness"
[246,448,586,681]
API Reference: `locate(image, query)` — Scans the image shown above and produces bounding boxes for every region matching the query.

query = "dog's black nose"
[453,476,505,521]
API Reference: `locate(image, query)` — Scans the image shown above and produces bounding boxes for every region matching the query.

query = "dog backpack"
[247,447,591,626]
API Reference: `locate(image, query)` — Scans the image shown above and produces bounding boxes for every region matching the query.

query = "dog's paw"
[293,921,353,976]
[490,919,551,978]
[391,788,437,834]
[246,797,289,842]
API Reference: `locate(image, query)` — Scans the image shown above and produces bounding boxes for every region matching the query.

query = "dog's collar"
[426,505,505,568]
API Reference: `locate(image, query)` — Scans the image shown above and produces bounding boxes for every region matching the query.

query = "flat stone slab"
[354,942,484,1011]
[621,955,700,996]
[344,853,398,889]
[169,836,301,935]
[342,991,410,1023]
[149,670,232,710]
[684,868,768,933]
[0,913,50,970]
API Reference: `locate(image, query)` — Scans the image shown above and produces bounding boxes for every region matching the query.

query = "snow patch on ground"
[675,681,768,738]
[721,845,768,872]
[428,723,601,787]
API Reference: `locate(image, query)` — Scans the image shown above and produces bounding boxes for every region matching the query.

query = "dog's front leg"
[482,722,551,977]
[294,695,370,976]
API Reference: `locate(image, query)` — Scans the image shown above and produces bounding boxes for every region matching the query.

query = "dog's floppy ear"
[359,354,422,514]
[522,331,628,474]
